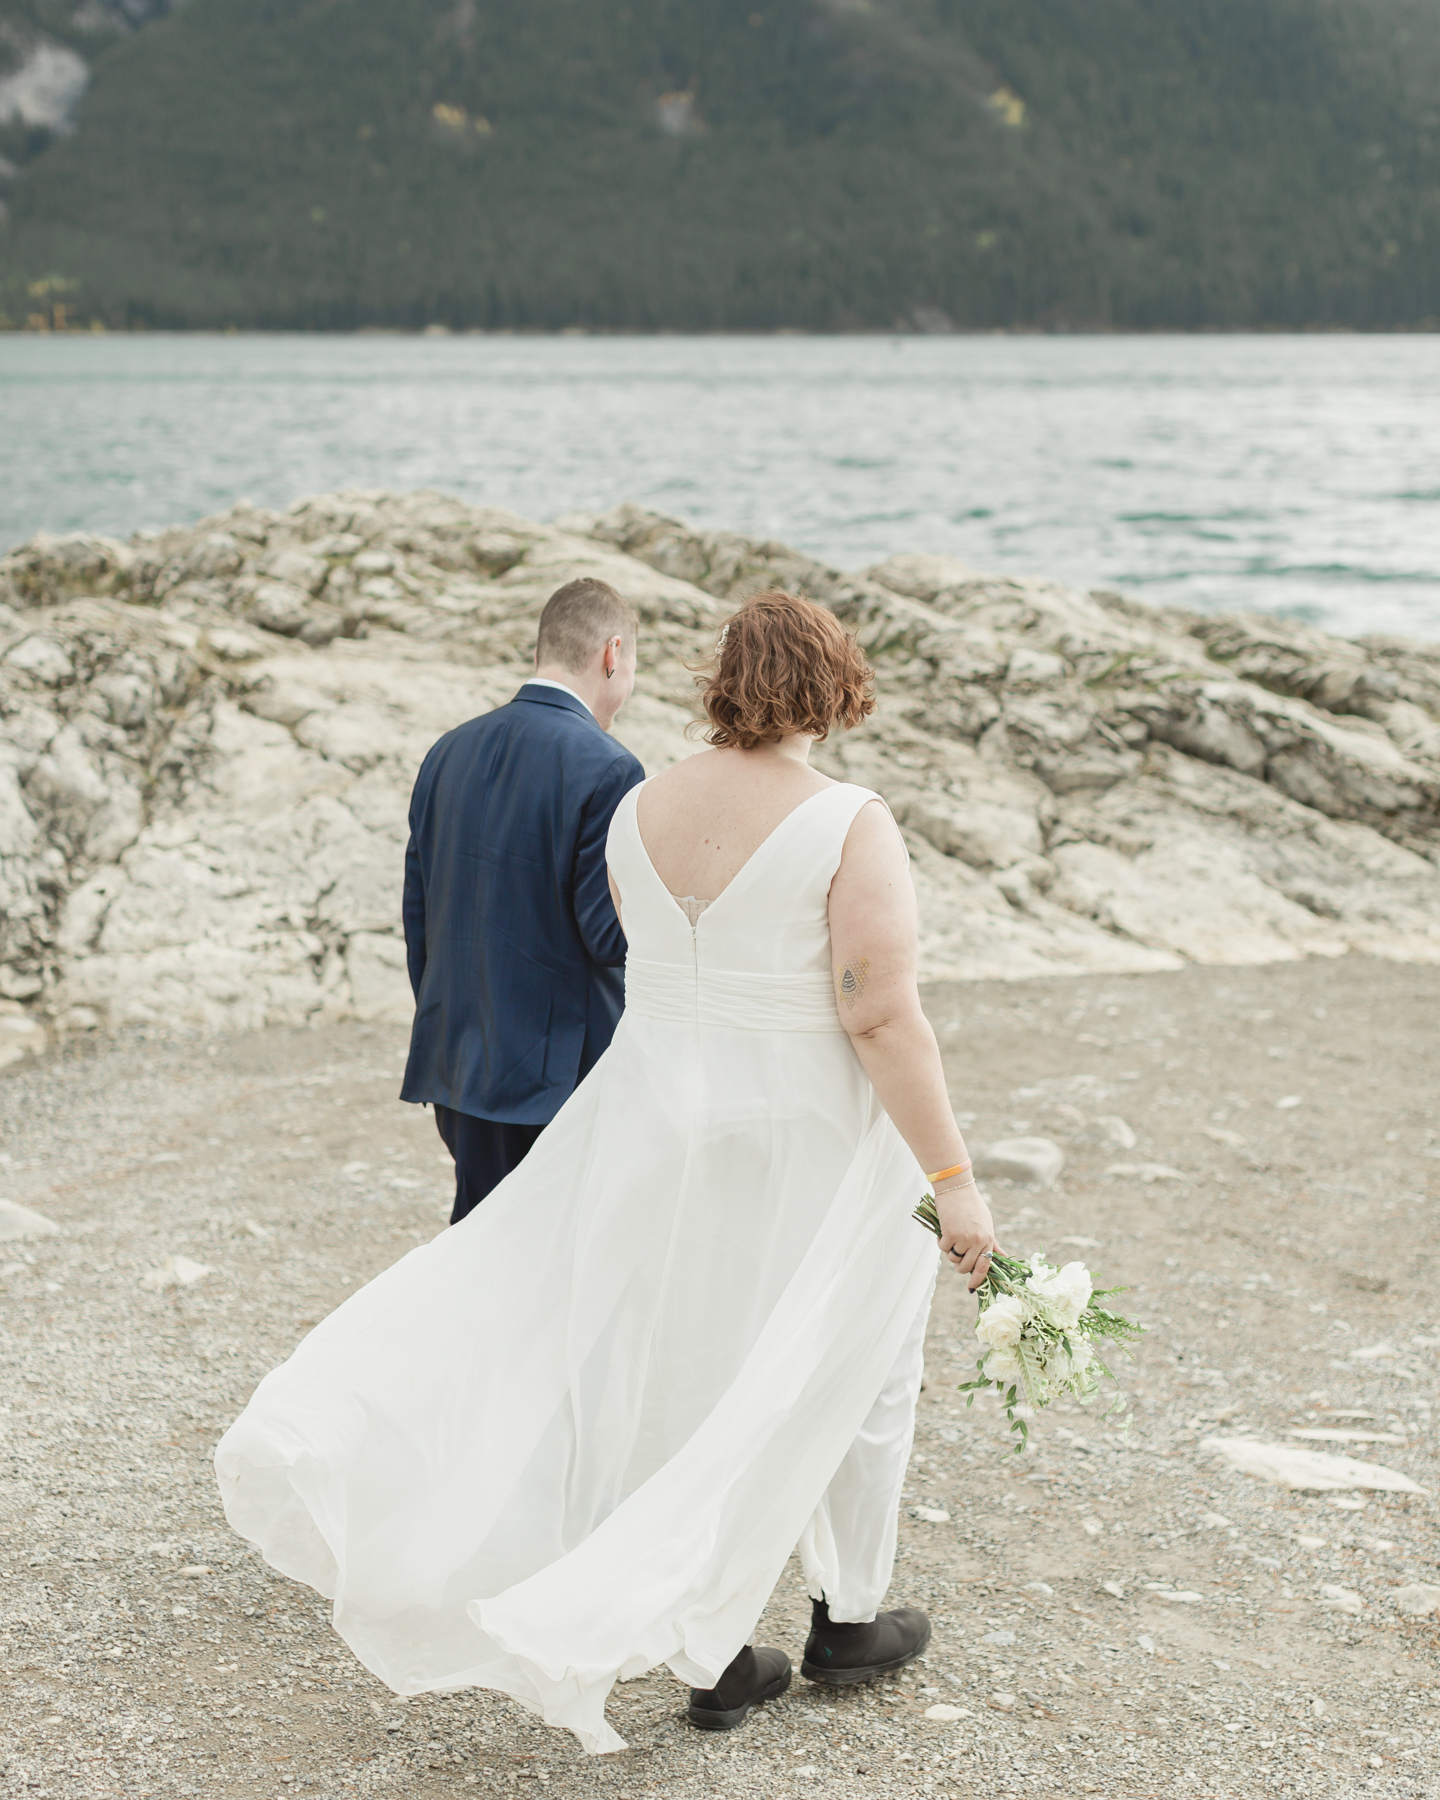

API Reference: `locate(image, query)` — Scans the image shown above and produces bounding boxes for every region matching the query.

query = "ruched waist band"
[624,958,846,1033]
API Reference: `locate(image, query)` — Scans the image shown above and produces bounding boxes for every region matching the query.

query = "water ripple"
[2,332,1438,641]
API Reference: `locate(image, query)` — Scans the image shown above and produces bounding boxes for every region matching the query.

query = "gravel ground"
[3,955,1439,1800]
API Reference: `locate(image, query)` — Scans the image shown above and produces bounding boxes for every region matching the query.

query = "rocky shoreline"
[1,490,1438,1065]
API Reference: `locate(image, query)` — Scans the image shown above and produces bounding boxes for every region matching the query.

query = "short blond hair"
[535,578,637,672]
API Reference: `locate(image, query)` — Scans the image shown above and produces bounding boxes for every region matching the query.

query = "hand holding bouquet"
[914,1193,1145,1451]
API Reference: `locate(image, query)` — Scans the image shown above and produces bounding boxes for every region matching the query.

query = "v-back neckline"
[632,783,842,926]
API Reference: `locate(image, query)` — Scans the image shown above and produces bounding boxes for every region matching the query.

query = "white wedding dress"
[215,780,939,1753]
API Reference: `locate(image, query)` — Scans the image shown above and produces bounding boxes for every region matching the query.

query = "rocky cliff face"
[0,2,173,137]
[1,489,1437,1067]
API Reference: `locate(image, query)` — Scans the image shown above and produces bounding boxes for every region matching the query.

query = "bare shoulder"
[829,795,916,959]
[636,748,716,825]
[642,747,837,812]
[642,747,718,796]
[838,796,907,867]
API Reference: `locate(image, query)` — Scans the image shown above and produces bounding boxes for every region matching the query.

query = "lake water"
[3,332,1438,642]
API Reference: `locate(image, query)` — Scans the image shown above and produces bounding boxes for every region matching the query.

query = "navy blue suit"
[400,682,645,1219]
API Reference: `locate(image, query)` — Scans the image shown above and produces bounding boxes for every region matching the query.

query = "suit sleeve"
[572,753,646,968]
[402,833,427,999]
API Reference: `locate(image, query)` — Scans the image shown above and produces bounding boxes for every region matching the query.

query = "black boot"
[800,1596,931,1685]
[687,1644,792,1730]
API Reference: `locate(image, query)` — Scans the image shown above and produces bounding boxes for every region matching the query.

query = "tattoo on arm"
[838,958,871,1008]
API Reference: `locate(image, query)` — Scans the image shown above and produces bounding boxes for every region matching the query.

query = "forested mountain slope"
[2,0,1439,330]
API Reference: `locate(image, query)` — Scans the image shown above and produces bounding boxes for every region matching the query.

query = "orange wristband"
[926,1161,972,1183]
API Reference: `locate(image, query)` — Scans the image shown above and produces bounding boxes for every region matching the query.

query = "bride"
[215,588,998,1753]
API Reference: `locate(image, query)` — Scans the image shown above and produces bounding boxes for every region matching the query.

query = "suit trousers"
[796,1269,936,1623]
[433,1105,545,1225]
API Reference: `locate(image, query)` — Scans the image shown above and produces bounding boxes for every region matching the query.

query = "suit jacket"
[400,683,646,1124]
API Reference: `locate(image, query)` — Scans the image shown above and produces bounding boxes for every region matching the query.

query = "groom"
[400,577,646,1222]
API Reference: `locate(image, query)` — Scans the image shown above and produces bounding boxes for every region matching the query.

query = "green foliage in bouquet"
[914,1192,1145,1453]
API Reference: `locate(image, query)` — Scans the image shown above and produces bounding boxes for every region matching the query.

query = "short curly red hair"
[697,589,876,749]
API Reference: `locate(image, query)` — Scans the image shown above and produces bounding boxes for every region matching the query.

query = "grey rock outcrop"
[579,502,1440,970]
[0,490,1436,1059]
[139,1254,213,1291]
[0,1199,61,1240]
[1393,1585,1440,1618]
[973,1138,1066,1189]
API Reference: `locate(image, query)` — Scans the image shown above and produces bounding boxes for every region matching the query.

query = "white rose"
[1026,1260,1093,1330]
[984,1347,1022,1387]
[975,1294,1026,1353]
[1047,1337,1094,1382]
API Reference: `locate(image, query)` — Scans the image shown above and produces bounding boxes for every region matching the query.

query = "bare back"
[608,733,996,1282]
[628,745,837,908]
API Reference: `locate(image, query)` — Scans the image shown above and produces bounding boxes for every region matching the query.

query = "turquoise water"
[3,332,1438,640]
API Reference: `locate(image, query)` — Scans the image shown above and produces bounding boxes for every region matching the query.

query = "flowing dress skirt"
[217,918,936,1755]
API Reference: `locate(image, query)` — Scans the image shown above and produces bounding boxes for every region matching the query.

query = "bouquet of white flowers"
[914,1194,1145,1451]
